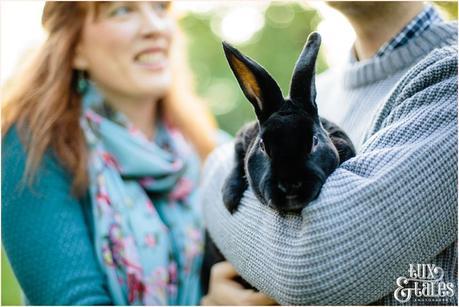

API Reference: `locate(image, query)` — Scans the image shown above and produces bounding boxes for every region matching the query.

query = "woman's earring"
[76,70,89,94]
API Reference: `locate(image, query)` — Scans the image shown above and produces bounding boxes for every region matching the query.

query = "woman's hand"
[201,261,278,306]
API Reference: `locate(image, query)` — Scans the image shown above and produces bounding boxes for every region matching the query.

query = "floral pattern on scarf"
[81,85,204,305]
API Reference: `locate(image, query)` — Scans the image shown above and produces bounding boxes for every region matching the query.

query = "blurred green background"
[180,2,326,135]
[2,1,457,305]
[179,1,457,135]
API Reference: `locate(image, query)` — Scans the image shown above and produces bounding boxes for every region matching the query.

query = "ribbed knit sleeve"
[1,128,113,305]
[201,46,457,305]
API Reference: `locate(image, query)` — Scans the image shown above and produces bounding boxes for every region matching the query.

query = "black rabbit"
[201,32,355,293]
[222,32,355,213]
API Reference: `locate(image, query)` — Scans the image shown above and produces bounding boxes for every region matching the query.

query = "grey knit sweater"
[201,21,458,305]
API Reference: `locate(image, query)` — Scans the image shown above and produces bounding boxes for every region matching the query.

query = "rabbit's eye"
[312,136,319,151]
[259,138,266,152]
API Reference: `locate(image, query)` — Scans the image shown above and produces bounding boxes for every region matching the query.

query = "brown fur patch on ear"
[231,55,263,110]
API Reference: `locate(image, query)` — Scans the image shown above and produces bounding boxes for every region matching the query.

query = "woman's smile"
[134,45,169,72]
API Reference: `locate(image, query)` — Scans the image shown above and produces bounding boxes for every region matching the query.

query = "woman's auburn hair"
[1,2,217,197]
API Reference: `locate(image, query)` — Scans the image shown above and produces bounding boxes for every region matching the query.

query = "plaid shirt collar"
[376,4,443,57]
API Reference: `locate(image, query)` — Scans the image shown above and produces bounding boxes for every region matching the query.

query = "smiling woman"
[1,1,219,305]
[73,2,176,141]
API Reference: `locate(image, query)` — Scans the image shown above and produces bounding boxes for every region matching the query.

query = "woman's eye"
[154,1,171,12]
[109,5,133,17]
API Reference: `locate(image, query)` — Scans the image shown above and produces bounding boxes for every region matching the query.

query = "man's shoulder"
[396,44,457,100]
[366,44,457,139]
[417,44,457,73]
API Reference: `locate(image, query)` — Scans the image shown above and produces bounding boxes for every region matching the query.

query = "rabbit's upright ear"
[289,32,321,114]
[222,42,284,123]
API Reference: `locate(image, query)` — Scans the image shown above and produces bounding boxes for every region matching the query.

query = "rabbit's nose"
[278,182,302,193]
[291,182,302,189]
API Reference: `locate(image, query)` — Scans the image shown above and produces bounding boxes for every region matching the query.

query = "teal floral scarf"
[80,85,204,305]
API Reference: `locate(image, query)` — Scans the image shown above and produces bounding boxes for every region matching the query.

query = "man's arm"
[202,46,457,305]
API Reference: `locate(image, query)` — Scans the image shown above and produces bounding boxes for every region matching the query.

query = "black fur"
[201,32,356,293]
